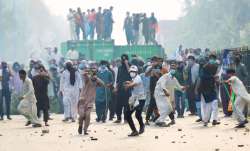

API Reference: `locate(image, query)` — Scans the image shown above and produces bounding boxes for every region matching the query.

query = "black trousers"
[0,90,11,118]
[109,91,117,119]
[37,108,49,123]
[116,90,130,121]
[126,100,145,132]
[145,96,158,121]
[186,85,197,114]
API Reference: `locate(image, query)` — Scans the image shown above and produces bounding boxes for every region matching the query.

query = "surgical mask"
[188,60,194,66]
[130,72,137,78]
[209,59,216,64]
[99,65,107,73]
[79,64,85,70]
[169,69,176,75]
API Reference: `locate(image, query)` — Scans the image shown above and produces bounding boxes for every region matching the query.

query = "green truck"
[61,40,166,61]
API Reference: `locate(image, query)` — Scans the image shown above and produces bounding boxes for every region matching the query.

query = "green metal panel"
[60,42,68,56]
[114,45,164,60]
[61,40,165,61]
[92,40,114,61]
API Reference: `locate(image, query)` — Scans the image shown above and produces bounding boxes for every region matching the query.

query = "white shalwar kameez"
[228,76,250,122]
[67,12,77,40]
[154,73,182,123]
[18,78,41,124]
[200,95,219,123]
[60,70,83,120]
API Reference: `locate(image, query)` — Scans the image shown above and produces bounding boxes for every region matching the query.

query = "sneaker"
[84,130,89,135]
[235,123,246,128]
[168,120,176,126]
[145,121,150,126]
[96,118,101,122]
[212,120,221,126]
[128,131,139,137]
[152,115,160,122]
[156,122,170,127]
[78,126,83,134]
[235,120,248,128]
[139,126,145,134]
[204,122,208,127]
[196,119,202,122]
[62,118,69,122]
[32,123,42,128]
[25,121,31,126]
[114,119,121,123]
[7,116,12,120]
[45,122,49,126]
[71,119,76,123]
[177,115,184,118]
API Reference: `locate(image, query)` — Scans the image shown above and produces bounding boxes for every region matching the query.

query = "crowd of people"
[67,6,159,45]
[67,7,114,41]
[123,12,158,45]
[0,46,250,136]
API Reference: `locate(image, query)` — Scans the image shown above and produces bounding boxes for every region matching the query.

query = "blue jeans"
[175,91,185,117]
[89,22,95,40]
[195,95,202,119]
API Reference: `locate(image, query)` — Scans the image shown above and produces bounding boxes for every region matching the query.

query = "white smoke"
[0,0,69,64]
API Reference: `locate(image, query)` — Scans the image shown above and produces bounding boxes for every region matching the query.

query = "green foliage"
[175,0,250,49]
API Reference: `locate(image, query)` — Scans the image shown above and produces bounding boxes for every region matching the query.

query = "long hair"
[66,62,76,86]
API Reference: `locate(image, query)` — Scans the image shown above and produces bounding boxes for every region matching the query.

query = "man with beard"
[145,56,163,125]
[154,63,184,127]
[32,65,50,126]
[78,66,104,135]
[184,54,199,116]
[198,54,220,127]
[18,70,41,127]
[114,54,131,123]
[95,61,113,122]
[60,61,82,122]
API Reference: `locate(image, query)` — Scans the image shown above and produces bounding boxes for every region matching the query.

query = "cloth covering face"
[60,70,83,119]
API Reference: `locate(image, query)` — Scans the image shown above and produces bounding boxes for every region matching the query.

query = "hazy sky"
[42,0,183,44]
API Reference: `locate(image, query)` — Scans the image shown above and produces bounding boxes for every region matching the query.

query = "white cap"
[64,60,73,66]
[129,65,138,72]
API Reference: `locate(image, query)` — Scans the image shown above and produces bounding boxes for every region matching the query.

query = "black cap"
[226,68,236,74]
[121,54,129,61]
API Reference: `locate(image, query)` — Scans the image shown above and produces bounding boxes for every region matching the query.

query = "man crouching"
[18,70,41,127]
[154,63,185,127]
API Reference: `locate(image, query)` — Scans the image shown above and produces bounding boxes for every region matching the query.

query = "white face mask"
[130,72,137,78]
[188,60,194,66]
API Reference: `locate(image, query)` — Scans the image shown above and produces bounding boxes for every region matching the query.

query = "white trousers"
[63,90,79,120]
[18,100,41,124]
[234,96,249,122]
[201,95,218,122]
[69,22,77,40]
[155,93,173,123]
